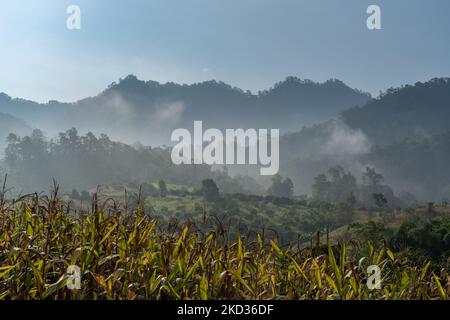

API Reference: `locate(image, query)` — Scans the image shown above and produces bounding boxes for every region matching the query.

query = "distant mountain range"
[0,75,370,145]
[2,76,450,201]
[341,78,450,145]
[0,112,31,153]
[278,78,450,200]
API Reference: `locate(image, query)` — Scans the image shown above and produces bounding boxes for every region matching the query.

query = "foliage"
[348,221,387,244]
[201,179,220,202]
[342,78,450,146]
[3,129,254,195]
[158,180,168,198]
[391,217,450,263]
[0,196,448,300]
[311,166,357,204]
[267,175,294,198]
[311,166,400,209]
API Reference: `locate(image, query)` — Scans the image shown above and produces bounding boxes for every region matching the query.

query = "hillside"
[1,194,448,300]
[0,111,31,154]
[0,75,370,145]
[341,78,450,145]
[276,78,450,200]
[78,182,450,247]
[3,77,450,202]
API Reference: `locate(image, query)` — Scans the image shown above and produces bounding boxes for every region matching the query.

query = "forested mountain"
[2,76,450,202]
[341,78,450,145]
[363,132,450,200]
[0,111,31,154]
[278,120,370,196]
[0,75,370,145]
[279,120,450,201]
[2,128,261,194]
[277,78,450,201]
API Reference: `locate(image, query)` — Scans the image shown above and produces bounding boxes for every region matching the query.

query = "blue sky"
[1,0,450,102]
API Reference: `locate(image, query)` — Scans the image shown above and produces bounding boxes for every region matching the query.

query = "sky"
[0,0,450,102]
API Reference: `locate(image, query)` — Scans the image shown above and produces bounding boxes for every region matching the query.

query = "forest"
[1,77,449,300]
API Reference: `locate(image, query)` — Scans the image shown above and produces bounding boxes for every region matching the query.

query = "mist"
[1,76,450,204]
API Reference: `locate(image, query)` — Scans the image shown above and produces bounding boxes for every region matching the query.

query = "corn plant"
[0,195,448,300]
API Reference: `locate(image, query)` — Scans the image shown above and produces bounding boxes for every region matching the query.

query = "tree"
[311,174,330,202]
[283,178,294,198]
[311,166,357,203]
[201,179,220,202]
[267,174,283,197]
[80,190,91,202]
[392,217,450,261]
[71,189,81,200]
[158,180,167,197]
[360,167,398,208]
[267,175,295,198]
[3,128,242,194]
[373,193,388,209]
[363,167,384,187]
[346,192,357,210]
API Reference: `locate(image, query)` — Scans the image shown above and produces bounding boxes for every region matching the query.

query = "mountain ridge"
[0,75,371,145]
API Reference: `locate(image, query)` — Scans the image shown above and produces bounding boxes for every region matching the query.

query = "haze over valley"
[1,75,450,203]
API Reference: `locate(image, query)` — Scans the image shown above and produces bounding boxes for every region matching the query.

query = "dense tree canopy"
[3,128,253,194]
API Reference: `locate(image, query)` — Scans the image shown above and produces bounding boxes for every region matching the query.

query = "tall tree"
[268,174,295,198]
[158,180,167,197]
[201,179,220,202]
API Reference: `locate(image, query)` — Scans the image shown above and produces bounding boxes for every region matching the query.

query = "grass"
[0,193,448,300]
[86,185,319,243]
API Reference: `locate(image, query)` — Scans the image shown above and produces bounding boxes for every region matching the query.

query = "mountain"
[276,78,450,200]
[0,75,370,145]
[279,122,450,201]
[341,78,450,145]
[4,76,450,201]
[276,120,371,195]
[0,112,31,154]
[362,132,450,200]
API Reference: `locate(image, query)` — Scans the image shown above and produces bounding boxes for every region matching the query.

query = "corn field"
[0,193,448,300]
